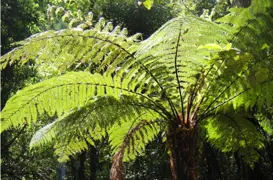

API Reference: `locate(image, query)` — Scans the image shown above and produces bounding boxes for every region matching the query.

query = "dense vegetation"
[1,0,273,179]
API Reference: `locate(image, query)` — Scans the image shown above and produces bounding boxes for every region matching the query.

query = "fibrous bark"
[168,123,199,180]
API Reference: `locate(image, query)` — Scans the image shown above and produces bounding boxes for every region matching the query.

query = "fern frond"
[201,110,265,166]
[134,15,229,110]
[196,0,273,115]
[30,112,105,162]
[30,96,162,162]
[30,120,58,149]
[199,48,273,116]
[1,14,141,77]
[54,137,89,162]
[1,71,166,133]
[216,0,273,53]
[109,115,161,162]
[110,118,161,180]
[255,113,273,136]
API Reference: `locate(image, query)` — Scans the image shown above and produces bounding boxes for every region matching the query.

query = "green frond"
[30,96,162,162]
[201,111,265,166]
[52,122,106,162]
[54,138,89,162]
[30,120,58,149]
[255,113,273,136]
[30,116,105,162]
[199,50,273,115]
[134,15,229,109]
[226,79,273,111]
[1,71,165,133]
[197,0,273,115]
[216,0,273,52]
[109,114,161,162]
[110,117,162,180]
[1,14,141,77]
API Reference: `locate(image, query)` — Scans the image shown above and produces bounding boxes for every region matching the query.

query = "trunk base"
[168,127,199,180]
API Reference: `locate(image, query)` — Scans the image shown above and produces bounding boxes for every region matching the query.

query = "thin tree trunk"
[202,143,222,180]
[168,126,199,180]
[78,151,86,180]
[89,146,98,180]
[70,160,77,180]
[57,163,66,180]
[60,163,66,180]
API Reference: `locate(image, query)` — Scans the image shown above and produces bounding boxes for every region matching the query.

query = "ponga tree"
[1,1,273,179]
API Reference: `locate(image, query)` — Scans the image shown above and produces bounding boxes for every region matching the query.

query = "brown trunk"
[110,152,125,180]
[168,126,199,180]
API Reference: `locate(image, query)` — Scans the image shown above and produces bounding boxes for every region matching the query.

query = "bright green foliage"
[1,8,141,77]
[136,15,229,103]
[256,113,273,136]
[202,110,265,165]
[216,0,273,52]
[1,71,165,133]
[109,116,161,161]
[143,0,154,10]
[29,96,161,162]
[1,0,273,170]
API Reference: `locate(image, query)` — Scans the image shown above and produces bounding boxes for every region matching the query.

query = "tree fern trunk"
[168,126,199,180]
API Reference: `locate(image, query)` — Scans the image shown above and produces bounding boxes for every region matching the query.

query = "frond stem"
[174,23,185,122]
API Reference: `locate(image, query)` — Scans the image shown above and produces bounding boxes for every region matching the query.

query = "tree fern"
[1,0,273,179]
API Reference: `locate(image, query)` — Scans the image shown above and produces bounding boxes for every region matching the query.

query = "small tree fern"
[1,1,273,179]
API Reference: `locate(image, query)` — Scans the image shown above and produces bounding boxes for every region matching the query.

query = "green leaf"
[143,0,154,10]
[197,43,223,51]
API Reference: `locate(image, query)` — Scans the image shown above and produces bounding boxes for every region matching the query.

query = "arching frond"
[110,118,161,180]
[1,14,141,77]
[199,48,273,117]
[30,110,106,162]
[216,0,273,53]
[1,71,166,133]
[30,96,162,162]
[201,110,265,166]
[109,115,161,162]
[198,0,273,115]
[134,15,230,110]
